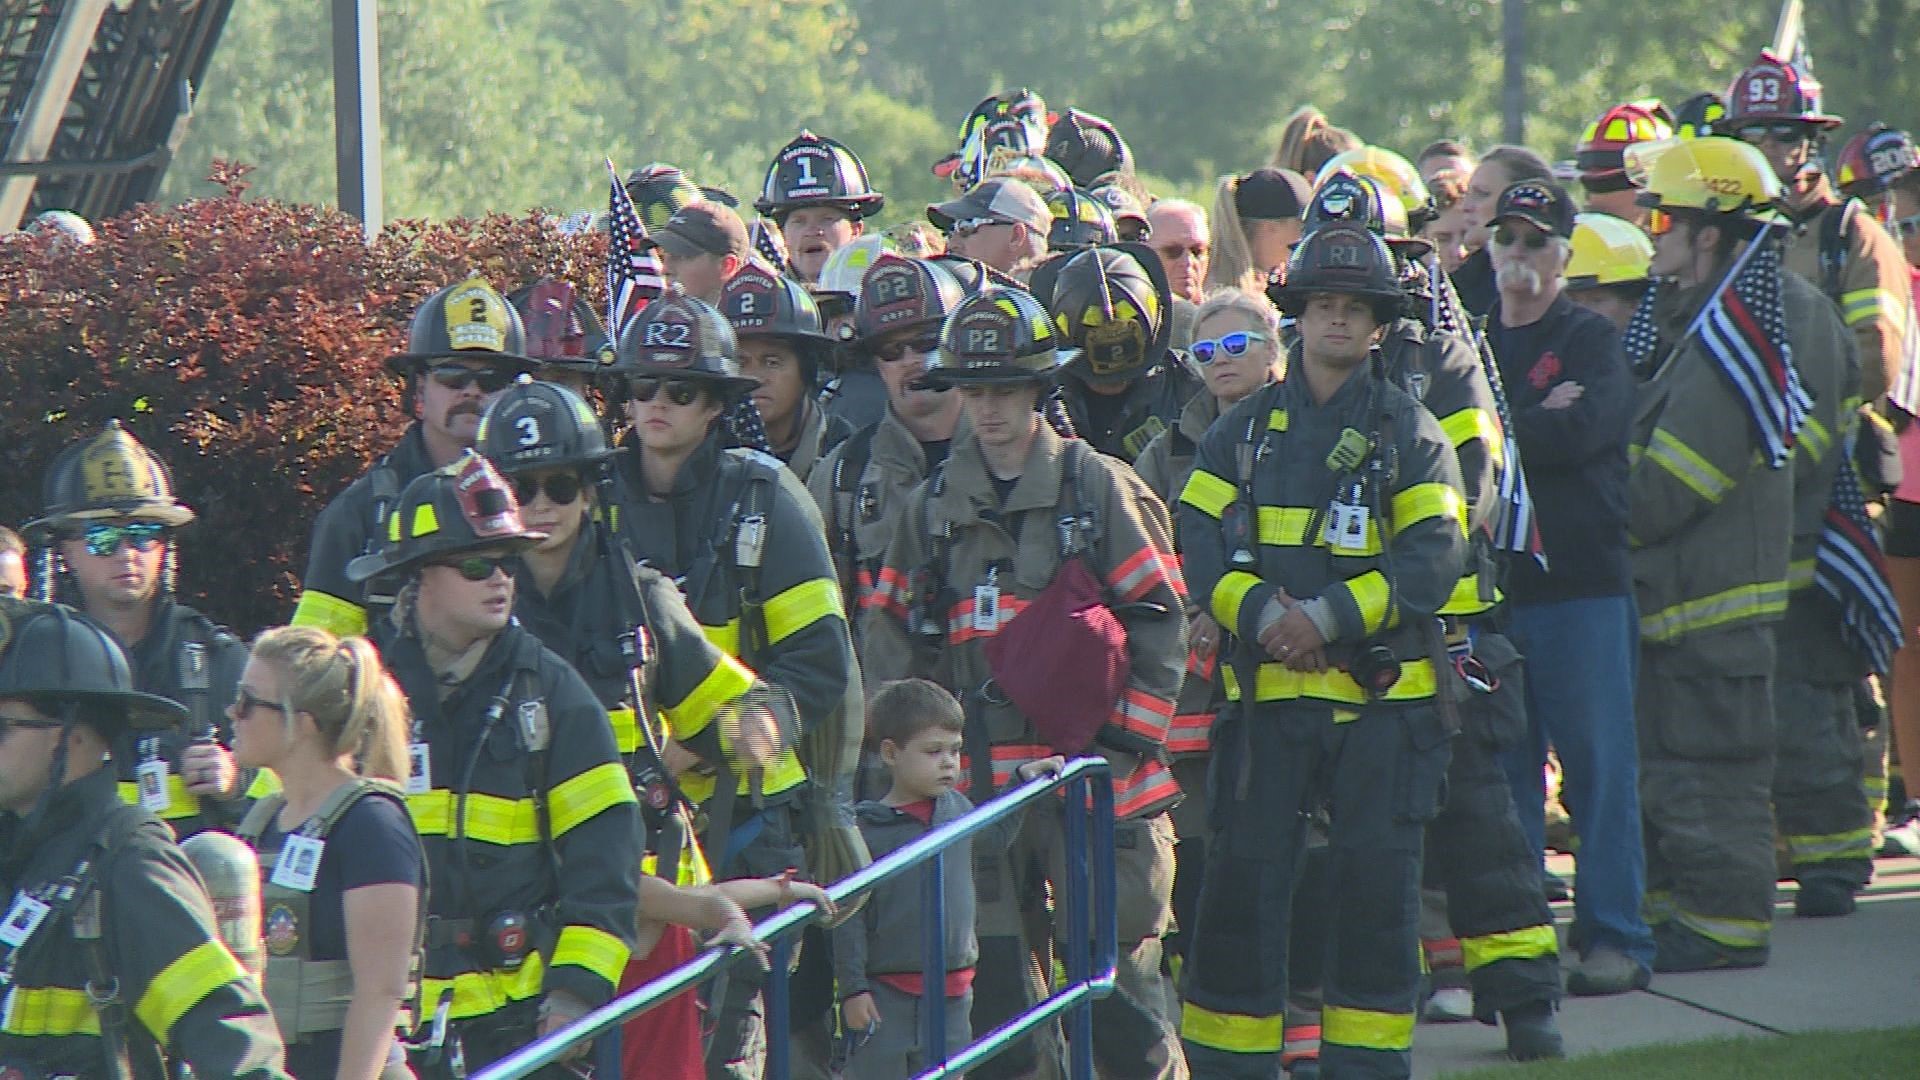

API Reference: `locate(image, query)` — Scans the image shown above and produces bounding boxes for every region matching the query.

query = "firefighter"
[862,284,1189,1079]
[1176,223,1468,1080]
[0,599,289,1078]
[1564,212,1657,331]
[1573,101,1675,228]
[292,276,539,639]
[756,131,886,285]
[807,254,969,641]
[508,277,618,398]
[605,295,857,1078]
[1042,243,1205,465]
[23,420,257,838]
[345,453,641,1074]
[1625,136,1853,970]
[721,261,854,483]
[1045,186,1121,254]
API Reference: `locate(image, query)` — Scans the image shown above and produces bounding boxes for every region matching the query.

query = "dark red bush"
[0,164,606,634]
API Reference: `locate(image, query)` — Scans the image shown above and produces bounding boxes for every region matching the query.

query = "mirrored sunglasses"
[78,521,167,557]
[1189,331,1271,365]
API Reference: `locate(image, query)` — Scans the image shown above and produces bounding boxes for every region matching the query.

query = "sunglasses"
[513,473,583,506]
[231,687,288,716]
[950,217,1007,238]
[0,711,63,740]
[432,554,514,582]
[1893,212,1920,239]
[1189,331,1271,365]
[628,376,704,407]
[1735,123,1813,146]
[1156,243,1207,260]
[872,332,943,362]
[76,521,167,557]
[430,365,516,394]
[1492,225,1550,250]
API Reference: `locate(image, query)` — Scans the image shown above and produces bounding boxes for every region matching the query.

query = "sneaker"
[1567,946,1652,996]
[1794,878,1857,918]
[1502,1001,1566,1061]
[1651,922,1769,973]
[1879,803,1920,856]
[1421,985,1474,1023]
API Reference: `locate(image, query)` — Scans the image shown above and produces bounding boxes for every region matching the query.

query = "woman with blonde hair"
[230,626,424,1080]
[1270,105,1362,176]
[1206,168,1313,292]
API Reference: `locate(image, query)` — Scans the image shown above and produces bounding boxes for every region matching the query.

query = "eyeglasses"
[1735,123,1814,147]
[1155,243,1207,260]
[1189,331,1272,365]
[231,687,289,716]
[430,365,516,394]
[872,332,943,362]
[1648,208,1677,238]
[0,710,63,740]
[627,376,704,407]
[76,521,167,557]
[950,217,1007,238]
[431,554,513,582]
[513,473,583,506]
[1492,225,1550,250]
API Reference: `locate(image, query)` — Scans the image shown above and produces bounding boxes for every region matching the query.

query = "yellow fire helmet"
[1627,136,1784,218]
[1565,213,1655,290]
[1313,146,1436,228]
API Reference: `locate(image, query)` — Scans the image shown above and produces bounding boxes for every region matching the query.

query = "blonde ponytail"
[252,626,412,782]
[1207,174,1256,292]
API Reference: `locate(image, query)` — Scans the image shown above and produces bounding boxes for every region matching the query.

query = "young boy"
[833,678,1063,1078]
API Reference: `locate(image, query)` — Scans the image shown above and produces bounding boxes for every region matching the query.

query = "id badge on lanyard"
[136,736,171,812]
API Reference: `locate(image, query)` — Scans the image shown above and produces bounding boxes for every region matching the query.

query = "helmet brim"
[1269,284,1404,320]
[387,351,542,378]
[924,348,1081,387]
[610,362,761,398]
[24,502,196,536]
[62,688,192,731]
[344,530,546,584]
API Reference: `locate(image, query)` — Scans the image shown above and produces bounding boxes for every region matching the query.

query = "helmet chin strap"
[18,710,78,837]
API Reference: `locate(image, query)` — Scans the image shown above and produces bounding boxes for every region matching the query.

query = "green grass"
[1442,1026,1920,1079]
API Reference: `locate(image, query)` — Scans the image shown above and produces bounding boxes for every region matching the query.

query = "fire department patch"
[265,902,301,957]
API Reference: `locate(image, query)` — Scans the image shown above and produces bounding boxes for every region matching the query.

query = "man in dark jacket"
[1484,180,1650,994]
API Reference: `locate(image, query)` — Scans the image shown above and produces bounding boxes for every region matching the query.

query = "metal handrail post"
[766,935,793,1080]
[1063,774,1094,1080]
[1091,773,1119,985]
[922,848,949,1067]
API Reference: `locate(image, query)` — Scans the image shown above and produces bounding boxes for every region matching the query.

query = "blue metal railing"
[476,756,1118,1079]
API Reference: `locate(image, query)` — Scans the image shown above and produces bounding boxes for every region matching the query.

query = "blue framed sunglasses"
[1189,331,1271,365]
[78,521,168,557]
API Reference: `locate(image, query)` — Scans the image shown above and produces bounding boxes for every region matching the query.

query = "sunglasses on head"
[1492,225,1550,250]
[430,365,515,394]
[1189,331,1271,365]
[513,473,583,506]
[75,521,167,557]
[432,554,513,582]
[231,687,288,716]
[1736,122,1814,146]
[627,376,704,407]
[872,331,943,362]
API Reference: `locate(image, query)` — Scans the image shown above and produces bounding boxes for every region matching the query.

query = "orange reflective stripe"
[945,595,1031,642]
[1166,712,1213,755]
[1115,756,1181,818]
[863,566,912,618]
[1113,687,1174,741]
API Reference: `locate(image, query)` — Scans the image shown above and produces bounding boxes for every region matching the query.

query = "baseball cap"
[644,202,751,259]
[928,178,1052,235]
[1235,168,1314,221]
[1492,179,1576,239]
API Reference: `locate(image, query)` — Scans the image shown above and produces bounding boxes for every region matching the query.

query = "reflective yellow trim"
[763,578,845,644]
[1784,826,1875,864]
[1341,570,1394,635]
[549,761,637,838]
[1640,580,1789,642]
[1460,924,1559,971]
[664,654,756,742]
[1179,469,1237,519]
[1,986,101,1035]
[1390,482,1463,536]
[1438,572,1498,617]
[1254,505,1383,554]
[608,707,639,756]
[1322,1005,1415,1052]
[1222,657,1437,705]
[410,503,440,539]
[117,776,202,820]
[136,940,245,1042]
[1797,414,1832,463]
[421,952,547,1020]
[1268,409,1289,433]
[407,790,541,845]
[1788,557,1816,591]
[1439,407,1502,459]
[290,590,368,637]
[1673,909,1771,949]
[1210,570,1264,630]
[701,619,741,659]
[1180,1002,1286,1053]
[677,745,808,802]
[246,769,282,799]
[551,924,631,988]
[1841,287,1897,328]
[1645,429,1734,504]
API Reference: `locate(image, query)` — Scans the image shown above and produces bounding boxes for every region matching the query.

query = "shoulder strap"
[236,794,286,845]
[312,778,405,838]
[74,805,163,1080]
[1819,199,1862,305]
[830,424,881,560]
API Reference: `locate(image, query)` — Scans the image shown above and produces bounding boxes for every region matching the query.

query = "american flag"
[1816,439,1903,674]
[748,218,789,274]
[606,158,666,335]
[1885,297,1920,419]
[1430,267,1547,569]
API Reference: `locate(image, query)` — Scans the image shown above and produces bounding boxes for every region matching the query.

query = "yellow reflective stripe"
[608,708,639,755]
[1439,407,1501,456]
[1222,658,1438,705]
[551,924,631,988]
[407,790,541,845]
[421,952,547,1020]
[135,940,245,1042]
[1322,1005,1415,1051]
[1784,826,1875,864]
[290,589,368,637]
[663,653,755,741]
[1645,429,1733,504]
[1639,580,1789,643]
[678,748,808,802]
[1210,570,1263,630]
[1841,287,1897,328]
[1180,1002,1286,1053]
[245,769,282,799]
[763,578,844,645]
[1268,409,1289,432]
[1179,469,1236,519]
[1255,506,1383,553]
[549,761,637,838]
[1340,570,1394,635]
[1389,482,1464,536]
[701,619,741,658]
[1460,924,1559,971]
[117,776,202,820]
[1798,414,1832,463]
[2,986,101,1035]
[1788,557,1816,591]
[1673,909,1770,949]
[1438,572,1498,617]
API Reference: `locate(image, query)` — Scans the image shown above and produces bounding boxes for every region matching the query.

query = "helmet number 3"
[516,415,542,447]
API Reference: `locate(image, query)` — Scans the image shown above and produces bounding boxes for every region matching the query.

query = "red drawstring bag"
[982,555,1130,754]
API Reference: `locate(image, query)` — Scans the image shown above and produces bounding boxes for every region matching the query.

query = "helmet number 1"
[794,152,820,190]
[516,416,542,447]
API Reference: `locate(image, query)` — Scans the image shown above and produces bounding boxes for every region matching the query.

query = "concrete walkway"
[1412,853,1920,1077]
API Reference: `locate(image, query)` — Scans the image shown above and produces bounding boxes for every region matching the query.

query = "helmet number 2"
[516,416,542,447]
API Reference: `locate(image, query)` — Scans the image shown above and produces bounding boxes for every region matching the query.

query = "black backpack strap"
[829,424,881,597]
[74,806,169,1080]
[1819,199,1862,306]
